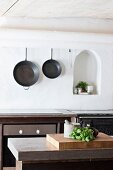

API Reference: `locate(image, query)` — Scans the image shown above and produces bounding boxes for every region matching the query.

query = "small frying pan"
[42,48,62,79]
[13,48,39,88]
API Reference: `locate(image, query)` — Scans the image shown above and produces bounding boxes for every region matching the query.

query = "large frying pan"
[13,48,39,88]
[42,48,62,79]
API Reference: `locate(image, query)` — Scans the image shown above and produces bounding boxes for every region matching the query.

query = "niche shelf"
[73,50,101,95]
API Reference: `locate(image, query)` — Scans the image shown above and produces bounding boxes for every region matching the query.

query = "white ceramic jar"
[87,85,94,94]
[64,123,74,138]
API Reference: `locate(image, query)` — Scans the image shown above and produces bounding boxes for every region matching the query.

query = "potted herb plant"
[76,81,88,93]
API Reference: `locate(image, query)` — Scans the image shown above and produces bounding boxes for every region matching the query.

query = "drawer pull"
[36,129,40,134]
[19,130,23,134]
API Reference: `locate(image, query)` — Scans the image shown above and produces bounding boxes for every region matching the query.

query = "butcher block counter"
[8,136,113,170]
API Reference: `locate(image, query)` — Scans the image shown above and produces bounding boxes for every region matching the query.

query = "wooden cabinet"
[3,123,57,168]
[0,124,2,170]
[3,124,57,136]
[0,114,72,170]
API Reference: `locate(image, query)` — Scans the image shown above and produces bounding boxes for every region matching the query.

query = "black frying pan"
[13,48,39,87]
[42,48,62,79]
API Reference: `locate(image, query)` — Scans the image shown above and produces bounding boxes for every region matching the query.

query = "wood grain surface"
[2,0,113,19]
[47,133,113,150]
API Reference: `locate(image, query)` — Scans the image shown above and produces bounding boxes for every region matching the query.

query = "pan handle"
[23,86,30,90]
[25,48,28,61]
[51,48,53,60]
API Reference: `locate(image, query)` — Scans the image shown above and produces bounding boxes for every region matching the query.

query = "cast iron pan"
[13,48,39,87]
[42,48,62,79]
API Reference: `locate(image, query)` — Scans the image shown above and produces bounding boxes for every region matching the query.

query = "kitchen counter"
[0,109,70,115]
[67,110,113,119]
[8,137,113,161]
[0,113,73,170]
[68,110,113,115]
[0,109,76,120]
[8,137,113,170]
[0,109,113,116]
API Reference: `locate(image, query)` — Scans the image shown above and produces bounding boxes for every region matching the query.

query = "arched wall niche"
[73,50,101,95]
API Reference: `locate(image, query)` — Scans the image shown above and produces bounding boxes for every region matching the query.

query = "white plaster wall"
[0,17,112,111]
[0,44,113,110]
[1,17,113,34]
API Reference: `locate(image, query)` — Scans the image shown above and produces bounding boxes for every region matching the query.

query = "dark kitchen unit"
[0,111,73,170]
[72,110,113,135]
[1,110,113,170]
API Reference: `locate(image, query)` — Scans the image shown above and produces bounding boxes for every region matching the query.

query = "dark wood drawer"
[3,124,57,136]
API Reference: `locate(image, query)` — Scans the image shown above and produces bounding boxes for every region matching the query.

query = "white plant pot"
[87,85,94,94]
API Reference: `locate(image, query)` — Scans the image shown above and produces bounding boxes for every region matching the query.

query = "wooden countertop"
[8,137,113,162]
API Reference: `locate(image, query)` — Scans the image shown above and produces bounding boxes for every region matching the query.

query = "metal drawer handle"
[36,129,40,134]
[19,130,23,134]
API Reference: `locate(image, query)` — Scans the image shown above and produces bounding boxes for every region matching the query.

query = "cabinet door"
[3,124,57,136]
[93,119,113,135]
[79,118,113,135]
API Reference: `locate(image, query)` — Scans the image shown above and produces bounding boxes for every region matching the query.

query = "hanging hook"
[68,49,72,68]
